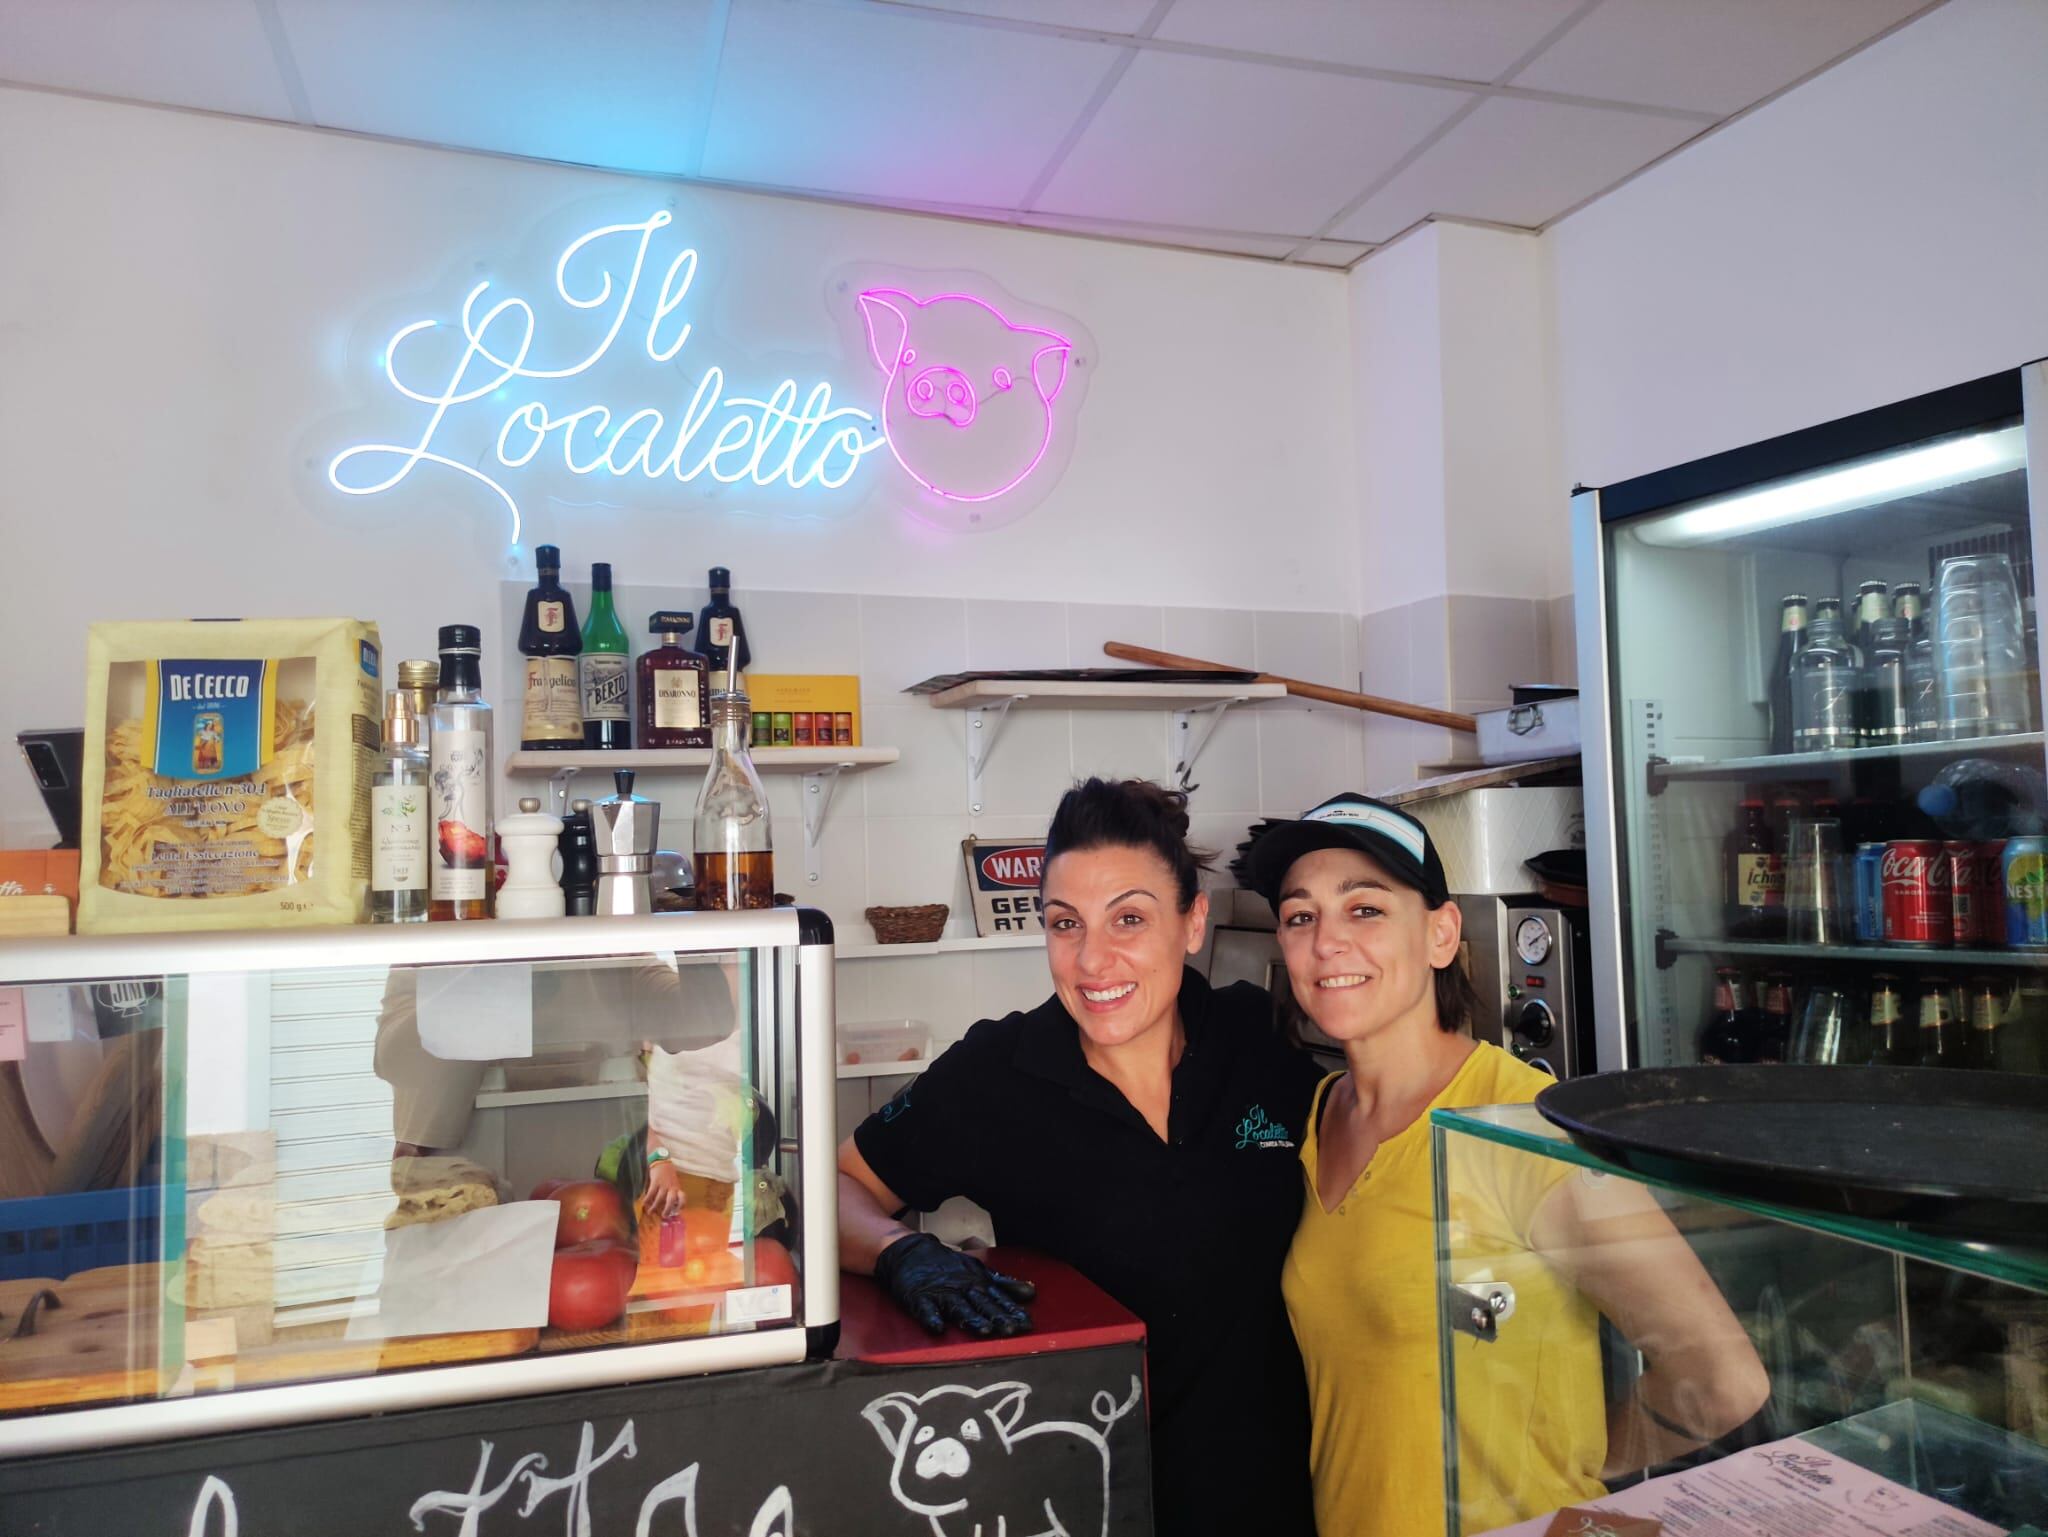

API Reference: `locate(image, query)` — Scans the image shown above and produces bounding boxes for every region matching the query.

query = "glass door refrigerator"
[1576,363,2048,1074]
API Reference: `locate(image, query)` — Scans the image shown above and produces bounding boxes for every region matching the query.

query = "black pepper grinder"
[558,797,598,916]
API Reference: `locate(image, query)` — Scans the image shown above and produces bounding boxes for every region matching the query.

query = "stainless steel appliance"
[1454,895,1594,1079]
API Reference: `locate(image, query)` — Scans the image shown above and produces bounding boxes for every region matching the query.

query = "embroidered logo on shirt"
[879,1087,913,1123]
[1234,1105,1295,1150]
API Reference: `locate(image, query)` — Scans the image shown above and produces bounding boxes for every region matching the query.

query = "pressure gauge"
[1514,916,1553,966]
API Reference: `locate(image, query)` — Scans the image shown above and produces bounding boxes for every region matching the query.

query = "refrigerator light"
[1636,425,2026,547]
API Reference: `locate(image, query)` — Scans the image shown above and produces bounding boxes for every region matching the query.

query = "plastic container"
[838,1019,931,1069]
[0,1186,162,1281]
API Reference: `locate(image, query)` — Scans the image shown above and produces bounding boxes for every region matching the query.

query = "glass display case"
[1434,1103,2048,1536]
[0,909,837,1459]
[1575,364,2048,1072]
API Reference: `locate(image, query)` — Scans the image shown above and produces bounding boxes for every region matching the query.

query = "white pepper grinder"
[494,796,565,919]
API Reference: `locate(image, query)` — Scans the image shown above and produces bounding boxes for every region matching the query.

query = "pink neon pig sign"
[856,289,1073,503]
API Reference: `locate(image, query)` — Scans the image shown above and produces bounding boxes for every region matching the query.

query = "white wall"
[1549,0,2048,490]
[0,87,1364,845]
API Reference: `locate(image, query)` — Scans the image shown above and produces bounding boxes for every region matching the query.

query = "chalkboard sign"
[0,1345,1151,1537]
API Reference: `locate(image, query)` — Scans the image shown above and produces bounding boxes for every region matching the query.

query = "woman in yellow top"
[1237,793,1770,1537]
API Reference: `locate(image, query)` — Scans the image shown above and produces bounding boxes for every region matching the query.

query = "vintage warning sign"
[961,838,1046,937]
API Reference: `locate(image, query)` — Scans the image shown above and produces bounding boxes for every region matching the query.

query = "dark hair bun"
[1043,778,1209,911]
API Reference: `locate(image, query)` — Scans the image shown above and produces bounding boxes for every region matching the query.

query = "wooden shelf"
[923,680,1285,710]
[835,932,1047,961]
[508,747,898,775]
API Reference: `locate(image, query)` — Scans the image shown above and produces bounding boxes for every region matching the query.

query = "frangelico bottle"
[579,562,632,750]
[429,625,494,921]
[694,690,773,910]
[694,566,752,688]
[519,545,582,751]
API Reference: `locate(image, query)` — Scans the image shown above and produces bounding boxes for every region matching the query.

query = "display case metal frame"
[0,910,840,1460]
[1573,361,2048,1073]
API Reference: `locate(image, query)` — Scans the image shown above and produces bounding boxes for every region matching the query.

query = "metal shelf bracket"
[1170,699,1244,789]
[801,766,848,885]
[547,765,582,816]
[965,697,1024,816]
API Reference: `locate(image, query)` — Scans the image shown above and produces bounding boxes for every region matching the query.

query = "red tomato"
[596,1237,639,1291]
[550,1180,631,1248]
[549,1241,632,1332]
[530,1177,573,1203]
[751,1238,797,1290]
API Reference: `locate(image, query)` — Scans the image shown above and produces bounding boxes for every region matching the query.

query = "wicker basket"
[865,904,949,945]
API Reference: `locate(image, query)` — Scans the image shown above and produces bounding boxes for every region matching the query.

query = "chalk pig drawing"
[856,290,1074,505]
[862,1376,1141,1537]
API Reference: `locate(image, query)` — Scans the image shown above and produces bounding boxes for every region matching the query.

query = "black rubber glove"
[873,1233,1036,1339]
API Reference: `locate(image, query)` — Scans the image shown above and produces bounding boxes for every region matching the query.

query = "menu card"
[1484,1436,2002,1537]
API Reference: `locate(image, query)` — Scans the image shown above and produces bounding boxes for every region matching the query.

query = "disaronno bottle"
[369,690,430,924]
[519,544,582,751]
[430,625,494,920]
[638,610,710,749]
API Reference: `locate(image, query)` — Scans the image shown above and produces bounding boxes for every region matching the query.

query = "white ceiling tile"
[905,0,1160,32]
[1156,0,1591,84]
[1329,95,1704,242]
[276,0,725,175]
[1296,240,1375,268]
[0,0,294,119]
[701,0,1113,206]
[1017,214,1307,260]
[1511,0,1933,115]
[1038,49,1469,234]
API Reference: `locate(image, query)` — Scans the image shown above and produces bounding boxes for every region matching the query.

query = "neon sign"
[855,290,1073,504]
[329,211,885,546]
[326,210,1090,542]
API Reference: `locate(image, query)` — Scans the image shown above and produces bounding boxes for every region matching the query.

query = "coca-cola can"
[1882,839,1952,947]
[1944,841,1984,947]
[1977,840,2008,947]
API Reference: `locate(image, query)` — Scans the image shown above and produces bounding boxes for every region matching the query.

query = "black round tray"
[1534,1066,2048,1241]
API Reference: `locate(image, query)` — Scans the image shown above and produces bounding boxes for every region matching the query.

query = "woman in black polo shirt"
[840,778,1322,1536]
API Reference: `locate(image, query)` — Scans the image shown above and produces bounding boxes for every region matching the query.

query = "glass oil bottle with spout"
[694,691,774,909]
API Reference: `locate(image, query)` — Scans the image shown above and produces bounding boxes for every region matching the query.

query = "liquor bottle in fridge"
[1574,365,2044,1080]
[1794,597,1862,752]
[1722,799,1782,939]
[1766,594,1809,755]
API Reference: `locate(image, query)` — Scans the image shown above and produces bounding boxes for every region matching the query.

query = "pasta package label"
[144,660,276,779]
[81,619,382,933]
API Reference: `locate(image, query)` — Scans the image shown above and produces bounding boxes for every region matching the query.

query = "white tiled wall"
[495,581,1364,1044]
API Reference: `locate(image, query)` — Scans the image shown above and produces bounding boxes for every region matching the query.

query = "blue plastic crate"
[0,1187,163,1281]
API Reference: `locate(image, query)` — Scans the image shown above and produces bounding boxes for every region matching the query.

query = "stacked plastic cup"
[1935,553,2033,741]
